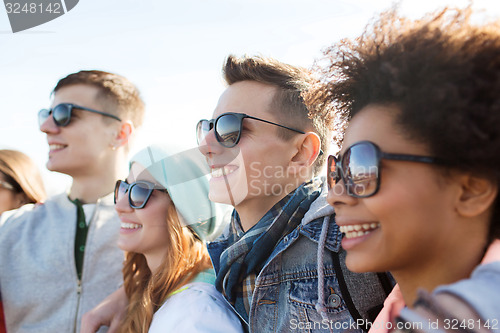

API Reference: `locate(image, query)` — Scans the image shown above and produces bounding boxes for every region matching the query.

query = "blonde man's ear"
[113,121,134,150]
[288,132,321,179]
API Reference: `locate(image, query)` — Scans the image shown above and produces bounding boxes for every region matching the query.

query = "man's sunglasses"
[196,112,305,148]
[114,180,168,209]
[38,103,122,127]
[327,141,442,198]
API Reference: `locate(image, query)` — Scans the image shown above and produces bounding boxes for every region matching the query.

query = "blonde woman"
[0,149,45,214]
[115,145,243,332]
[0,149,46,333]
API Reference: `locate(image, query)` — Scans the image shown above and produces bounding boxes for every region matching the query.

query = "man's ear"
[288,132,321,174]
[113,121,134,148]
[455,173,498,218]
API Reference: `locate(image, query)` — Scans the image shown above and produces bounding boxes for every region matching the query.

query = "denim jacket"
[208,186,391,333]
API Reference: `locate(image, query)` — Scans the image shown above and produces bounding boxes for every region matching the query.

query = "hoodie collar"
[299,184,341,253]
[301,182,334,226]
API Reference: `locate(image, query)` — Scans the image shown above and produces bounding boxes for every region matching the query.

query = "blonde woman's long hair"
[0,149,46,204]
[119,201,212,332]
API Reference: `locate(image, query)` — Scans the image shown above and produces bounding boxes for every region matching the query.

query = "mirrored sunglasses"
[196,112,305,148]
[114,180,167,209]
[38,103,121,127]
[327,141,441,198]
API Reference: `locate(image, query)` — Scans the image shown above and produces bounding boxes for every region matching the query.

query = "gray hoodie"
[0,193,123,333]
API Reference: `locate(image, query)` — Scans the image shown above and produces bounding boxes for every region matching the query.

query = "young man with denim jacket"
[81,56,392,333]
[0,70,144,333]
[196,55,393,332]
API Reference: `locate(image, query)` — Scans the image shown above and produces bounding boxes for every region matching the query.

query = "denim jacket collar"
[208,184,341,274]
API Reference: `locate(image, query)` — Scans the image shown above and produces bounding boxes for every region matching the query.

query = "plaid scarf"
[215,179,322,322]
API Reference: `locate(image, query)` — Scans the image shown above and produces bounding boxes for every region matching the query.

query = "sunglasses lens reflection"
[196,120,211,144]
[345,144,379,197]
[114,180,126,204]
[52,104,71,126]
[38,109,50,127]
[327,155,338,190]
[129,183,151,208]
[114,181,154,209]
[216,114,240,147]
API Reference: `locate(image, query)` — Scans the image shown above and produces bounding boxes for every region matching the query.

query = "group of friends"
[0,5,499,333]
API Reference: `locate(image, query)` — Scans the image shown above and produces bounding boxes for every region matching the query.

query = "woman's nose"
[115,191,132,213]
[327,180,358,208]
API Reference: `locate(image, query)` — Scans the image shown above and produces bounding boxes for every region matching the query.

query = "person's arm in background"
[81,287,128,333]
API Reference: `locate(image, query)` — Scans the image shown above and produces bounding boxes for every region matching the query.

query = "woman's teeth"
[339,222,380,239]
[121,222,142,229]
[211,166,235,178]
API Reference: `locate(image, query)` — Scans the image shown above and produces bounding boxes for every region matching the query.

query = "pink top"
[369,239,500,332]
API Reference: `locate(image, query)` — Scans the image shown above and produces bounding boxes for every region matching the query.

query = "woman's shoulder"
[164,282,233,313]
[148,282,244,333]
[433,261,500,322]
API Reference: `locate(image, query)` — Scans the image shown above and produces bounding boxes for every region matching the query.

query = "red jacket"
[0,301,6,333]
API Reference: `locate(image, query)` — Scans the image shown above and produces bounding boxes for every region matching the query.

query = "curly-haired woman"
[306,5,500,332]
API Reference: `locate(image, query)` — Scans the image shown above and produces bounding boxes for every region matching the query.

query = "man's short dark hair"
[54,70,145,128]
[223,55,332,176]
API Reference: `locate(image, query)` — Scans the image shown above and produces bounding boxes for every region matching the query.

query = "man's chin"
[46,162,69,175]
[208,191,234,207]
[209,188,248,207]
[46,161,56,172]
[208,176,249,207]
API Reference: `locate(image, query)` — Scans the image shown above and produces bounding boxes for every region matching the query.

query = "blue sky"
[1,0,498,194]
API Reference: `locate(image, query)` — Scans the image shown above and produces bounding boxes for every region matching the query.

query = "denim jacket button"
[327,293,342,308]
